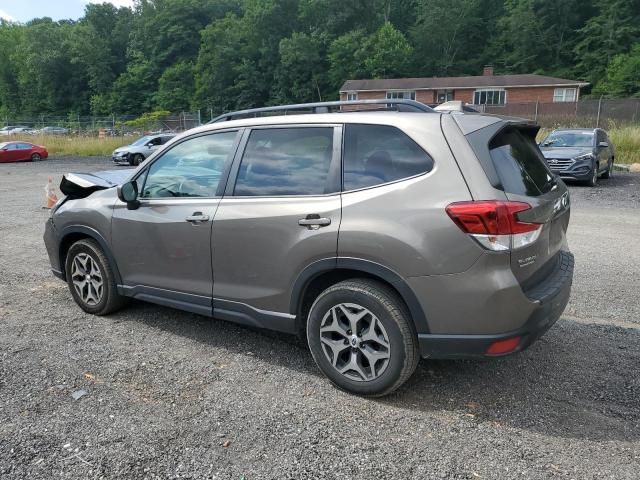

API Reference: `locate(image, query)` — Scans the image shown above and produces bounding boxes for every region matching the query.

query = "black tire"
[65,239,126,315]
[31,153,41,161]
[306,279,419,397]
[601,158,613,179]
[585,163,598,187]
[132,154,144,166]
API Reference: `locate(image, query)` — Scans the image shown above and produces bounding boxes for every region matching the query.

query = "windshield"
[542,130,594,148]
[0,142,7,149]
[131,136,152,146]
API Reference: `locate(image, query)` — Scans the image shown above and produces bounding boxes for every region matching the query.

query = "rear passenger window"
[343,124,434,190]
[234,127,334,196]
[489,127,555,196]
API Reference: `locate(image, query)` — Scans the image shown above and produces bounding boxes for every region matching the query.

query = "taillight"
[446,201,542,251]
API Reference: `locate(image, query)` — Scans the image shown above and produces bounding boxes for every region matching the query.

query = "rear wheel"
[307,279,419,397]
[31,153,41,161]
[65,239,126,315]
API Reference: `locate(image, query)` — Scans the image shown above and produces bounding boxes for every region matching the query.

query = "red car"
[0,141,48,163]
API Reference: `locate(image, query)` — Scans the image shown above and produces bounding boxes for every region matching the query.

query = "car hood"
[540,147,592,159]
[114,145,134,153]
[60,169,131,198]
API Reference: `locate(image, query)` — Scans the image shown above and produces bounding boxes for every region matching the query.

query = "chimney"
[483,65,494,76]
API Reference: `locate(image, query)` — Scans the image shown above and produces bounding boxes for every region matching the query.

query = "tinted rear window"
[489,127,555,196]
[234,127,334,196]
[343,124,434,190]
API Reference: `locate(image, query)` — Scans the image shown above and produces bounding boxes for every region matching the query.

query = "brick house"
[339,66,589,107]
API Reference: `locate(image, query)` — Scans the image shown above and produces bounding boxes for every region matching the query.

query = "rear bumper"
[417,251,574,359]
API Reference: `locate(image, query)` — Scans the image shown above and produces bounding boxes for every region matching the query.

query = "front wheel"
[585,163,599,187]
[601,158,613,179]
[31,153,41,161]
[65,239,126,315]
[307,279,419,397]
[131,154,144,166]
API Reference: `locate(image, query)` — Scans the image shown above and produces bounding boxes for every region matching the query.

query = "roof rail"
[207,99,435,123]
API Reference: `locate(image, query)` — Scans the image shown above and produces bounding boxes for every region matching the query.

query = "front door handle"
[298,214,331,230]
[186,212,210,223]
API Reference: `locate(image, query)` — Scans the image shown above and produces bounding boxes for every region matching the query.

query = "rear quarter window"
[343,124,434,191]
[489,127,555,197]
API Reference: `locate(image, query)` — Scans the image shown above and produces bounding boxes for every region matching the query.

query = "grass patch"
[7,135,128,157]
[608,126,640,165]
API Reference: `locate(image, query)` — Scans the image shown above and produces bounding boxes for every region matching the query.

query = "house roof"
[340,74,589,92]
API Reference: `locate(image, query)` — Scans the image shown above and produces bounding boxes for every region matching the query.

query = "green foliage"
[327,30,370,89]
[124,110,171,129]
[0,0,638,118]
[594,44,640,98]
[412,0,497,76]
[364,22,413,78]
[154,61,195,111]
[272,32,330,103]
[575,0,640,85]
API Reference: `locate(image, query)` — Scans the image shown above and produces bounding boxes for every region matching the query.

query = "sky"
[0,0,135,23]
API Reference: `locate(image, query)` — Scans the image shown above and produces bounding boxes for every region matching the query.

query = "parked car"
[44,99,573,397]
[38,126,70,135]
[112,133,176,166]
[539,128,614,186]
[0,141,48,162]
[432,101,479,113]
[0,126,28,136]
[10,126,36,135]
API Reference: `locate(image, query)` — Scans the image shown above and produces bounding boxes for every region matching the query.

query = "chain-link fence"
[5,100,640,134]
[0,111,202,136]
[478,98,640,129]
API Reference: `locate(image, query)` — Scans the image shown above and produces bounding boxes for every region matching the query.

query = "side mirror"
[598,141,609,148]
[117,181,140,210]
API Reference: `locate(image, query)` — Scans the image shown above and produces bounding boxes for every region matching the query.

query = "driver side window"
[141,131,238,198]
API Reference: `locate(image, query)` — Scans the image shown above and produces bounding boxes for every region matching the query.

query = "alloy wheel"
[319,303,391,382]
[70,253,104,306]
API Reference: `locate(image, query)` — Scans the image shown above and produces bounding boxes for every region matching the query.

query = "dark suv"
[44,100,573,396]
[539,128,614,186]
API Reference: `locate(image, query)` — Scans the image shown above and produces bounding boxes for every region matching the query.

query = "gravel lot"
[1,158,639,479]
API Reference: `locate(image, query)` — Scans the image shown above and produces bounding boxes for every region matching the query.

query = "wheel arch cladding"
[290,258,430,335]
[59,226,122,284]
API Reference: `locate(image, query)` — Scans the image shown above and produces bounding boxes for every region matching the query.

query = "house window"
[437,90,454,103]
[346,92,358,101]
[386,91,416,101]
[473,89,506,105]
[553,88,577,103]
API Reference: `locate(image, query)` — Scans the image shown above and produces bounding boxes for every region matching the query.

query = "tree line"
[0,0,639,118]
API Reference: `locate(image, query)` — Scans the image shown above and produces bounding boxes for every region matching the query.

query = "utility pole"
[596,96,603,128]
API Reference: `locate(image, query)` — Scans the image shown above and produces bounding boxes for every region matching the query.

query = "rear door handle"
[298,215,331,229]
[186,212,210,223]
